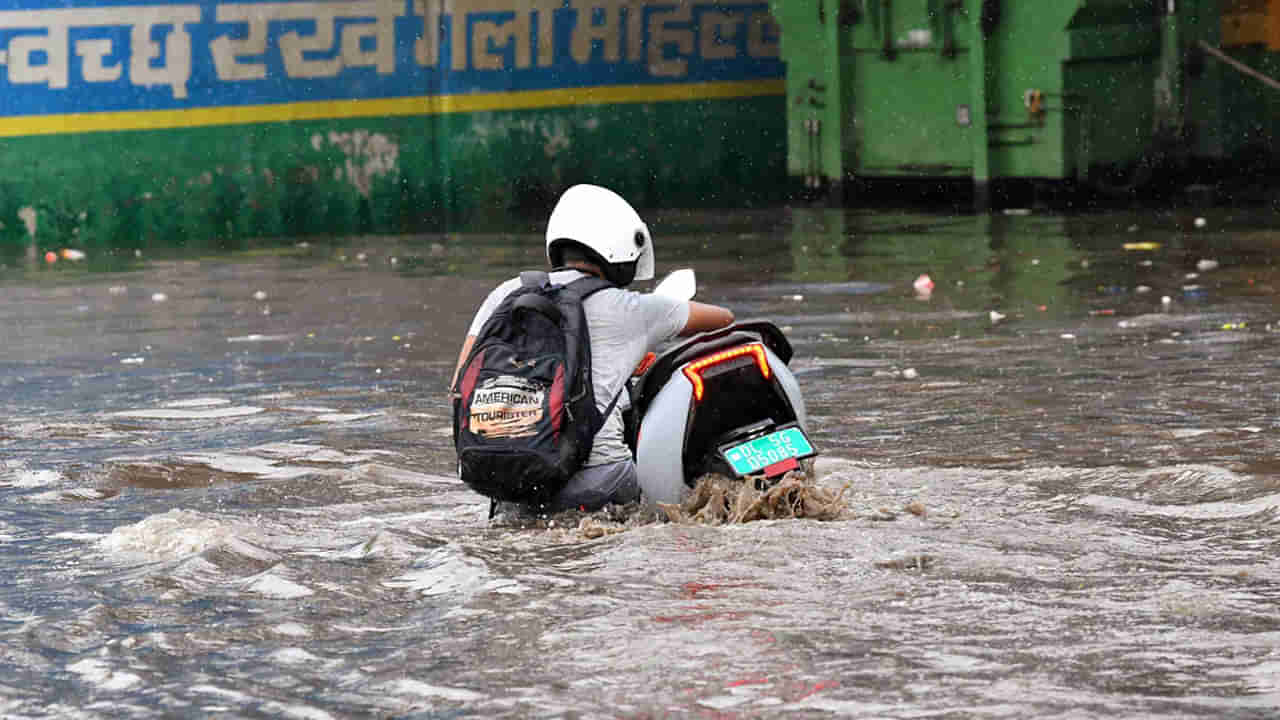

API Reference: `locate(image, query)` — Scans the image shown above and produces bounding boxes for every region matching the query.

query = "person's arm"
[678,301,734,336]
[450,334,477,393]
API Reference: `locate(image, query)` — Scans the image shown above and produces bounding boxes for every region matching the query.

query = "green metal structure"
[770,0,1247,202]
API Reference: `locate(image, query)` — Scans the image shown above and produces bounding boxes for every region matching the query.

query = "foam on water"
[1077,492,1280,522]
[269,648,322,665]
[98,509,258,560]
[273,622,312,638]
[311,412,380,423]
[249,442,385,464]
[163,398,231,408]
[66,658,142,692]
[26,487,112,503]
[188,685,253,704]
[240,569,314,599]
[382,546,492,598]
[262,704,335,720]
[378,680,484,703]
[110,406,265,420]
[2,465,63,488]
[329,532,424,562]
[179,451,337,480]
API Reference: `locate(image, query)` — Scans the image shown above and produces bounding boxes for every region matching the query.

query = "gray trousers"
[547,459,640,512]
[487,460,640,517]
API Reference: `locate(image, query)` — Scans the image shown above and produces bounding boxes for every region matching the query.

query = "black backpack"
[452,271,622,508]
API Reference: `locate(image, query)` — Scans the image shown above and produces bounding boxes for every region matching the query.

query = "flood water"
[2,206,1280,718]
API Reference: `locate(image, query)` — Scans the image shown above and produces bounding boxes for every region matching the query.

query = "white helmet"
[545,184,654,286]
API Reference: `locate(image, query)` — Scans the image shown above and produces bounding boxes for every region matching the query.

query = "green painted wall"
[0,95,786,253]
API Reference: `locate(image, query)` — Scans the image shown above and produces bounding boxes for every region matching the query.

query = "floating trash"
[1194,217,1207,228]
[227,334,291,343]
[658,471,847,525]
[875,554,934,571]
[253,290,268,301]
[151,292,168,303]
[1196,259,1220,272]
[1123,242,1161,251]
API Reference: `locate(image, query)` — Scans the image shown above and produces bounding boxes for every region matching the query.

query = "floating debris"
[1194,217,1207,228]
[1196,259,1220,272]
[151,292,168,303]
[875,554,935,571]
[659,471,848,525]
[1123,242,1161,251]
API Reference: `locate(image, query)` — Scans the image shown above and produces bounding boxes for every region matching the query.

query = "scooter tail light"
[682,343,770,402]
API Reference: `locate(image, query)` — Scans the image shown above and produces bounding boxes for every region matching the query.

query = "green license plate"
[720,425,815,476]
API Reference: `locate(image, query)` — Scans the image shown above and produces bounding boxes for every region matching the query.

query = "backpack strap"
[561,273,615,302]
[560,274,629,425]
[520,270,550,289]
[511,270,562,323]
[599,381,627,426]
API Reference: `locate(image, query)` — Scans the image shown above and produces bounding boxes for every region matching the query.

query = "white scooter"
[629,270,816,506]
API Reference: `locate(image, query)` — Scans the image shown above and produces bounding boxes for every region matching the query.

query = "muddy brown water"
[2,207,1279,718]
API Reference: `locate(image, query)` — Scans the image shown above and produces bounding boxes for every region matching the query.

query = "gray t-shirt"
[466,270,689,466]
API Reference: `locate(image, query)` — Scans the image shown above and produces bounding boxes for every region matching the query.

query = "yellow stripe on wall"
[0,79,785,139]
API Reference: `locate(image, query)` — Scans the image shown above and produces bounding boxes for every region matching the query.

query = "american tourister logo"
[468,375,546,439]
